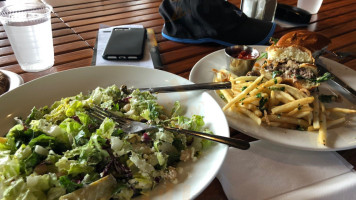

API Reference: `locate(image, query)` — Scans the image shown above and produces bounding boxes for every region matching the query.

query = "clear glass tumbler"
[0,3,54,72]
[297,0,323,14]
[240,0,277,22]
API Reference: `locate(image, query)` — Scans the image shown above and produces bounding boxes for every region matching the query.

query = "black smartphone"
[102,28,146,60]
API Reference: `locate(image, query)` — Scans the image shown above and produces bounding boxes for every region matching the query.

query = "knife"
[315,58,356,103]
[147,28,164,70]
[131,81,232,93]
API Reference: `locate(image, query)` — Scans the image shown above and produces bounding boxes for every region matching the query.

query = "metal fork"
[88,105,250,150]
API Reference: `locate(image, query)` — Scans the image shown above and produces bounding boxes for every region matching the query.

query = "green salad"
[0,85,213,200]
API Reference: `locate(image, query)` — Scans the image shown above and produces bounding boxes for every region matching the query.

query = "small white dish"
[189,45,356,151]
[0,69,24,92]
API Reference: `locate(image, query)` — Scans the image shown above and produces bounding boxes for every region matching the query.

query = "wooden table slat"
[56,0,161,18]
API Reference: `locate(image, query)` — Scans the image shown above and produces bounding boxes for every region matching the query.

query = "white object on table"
[271,171,356,200]
[95,25,154,69]
[0,3,54,72]
[217,140,356,200]
[0,69,24,92]
[297,0,323,14]
[240,0,277,22]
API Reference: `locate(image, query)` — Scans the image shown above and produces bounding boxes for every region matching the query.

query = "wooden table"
[1,0,356,199]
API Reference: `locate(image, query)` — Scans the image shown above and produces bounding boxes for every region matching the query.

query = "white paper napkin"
[271,171,356,200]
[217,141,356,200]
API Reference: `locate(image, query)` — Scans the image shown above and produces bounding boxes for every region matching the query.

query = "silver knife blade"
[315,58,356,103]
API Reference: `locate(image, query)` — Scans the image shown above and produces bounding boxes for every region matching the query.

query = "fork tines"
[89,105,156,134]
[90,105,130,125]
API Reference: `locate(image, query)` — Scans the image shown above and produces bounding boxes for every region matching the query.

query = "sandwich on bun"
[260,45,319,90]
[252,30,332,90]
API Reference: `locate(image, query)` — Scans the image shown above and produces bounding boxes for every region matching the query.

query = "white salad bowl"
[0,65,230,200]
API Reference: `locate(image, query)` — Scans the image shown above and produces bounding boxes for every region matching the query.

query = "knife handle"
[138,82,232,93]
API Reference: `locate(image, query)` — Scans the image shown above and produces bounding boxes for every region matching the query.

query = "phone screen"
[102,28,146,60]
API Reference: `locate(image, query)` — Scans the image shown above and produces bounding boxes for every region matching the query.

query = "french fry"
[294,111,311,118]
[232,82,251,89]
[287,106,313,119]
[234,107,262,125]
[264,110,270,125]
[313,98,320,129]
[318,110,327,146]
[240,103,256,110]
[299,106,313,112]
[219,90,234,102]
[250,100,261,106]
[275,90,295,103]
[320,102,326,112]
[249,77,282,96]
[269,90,279,108]
[271,97,314,114]
[268,115,309,127]
[231,76,258,82]
[274,84,308,99]
[240,93,268,105]
[223,75,264,111]
[326,108,356,114]
[254,109,263,117]
[286,108,299,116]
[306,112,313,125]
[327,117,346,128]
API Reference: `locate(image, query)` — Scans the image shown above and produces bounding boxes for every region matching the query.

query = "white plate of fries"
[189,46,356,151]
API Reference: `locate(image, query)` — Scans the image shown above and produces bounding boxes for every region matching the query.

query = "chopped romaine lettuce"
[59,175,83,193]
[0,84,214,200]
[96,117,116,139]
[170,101,183,117]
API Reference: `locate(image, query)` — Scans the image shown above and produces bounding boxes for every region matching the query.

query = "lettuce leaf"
[2,178,38,200]
[30,119,70,148]
[59,175,83,193]
[0,150,21,179]
[174,115,205,131]
[96,117,115,139]
[25,106,49,125]
[55,156,94,177]
[170,101,183,118]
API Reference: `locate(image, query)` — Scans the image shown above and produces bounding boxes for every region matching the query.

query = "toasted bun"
[276,30,331,52]
[266,45,314,64]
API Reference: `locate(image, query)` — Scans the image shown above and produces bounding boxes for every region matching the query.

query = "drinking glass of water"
[297,0,323,14]
[0,3,54,72]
